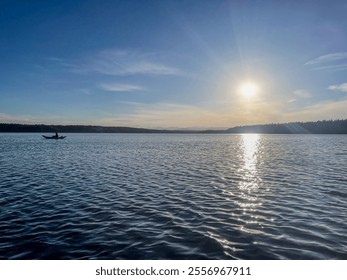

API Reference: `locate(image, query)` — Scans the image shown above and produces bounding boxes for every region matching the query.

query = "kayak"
[42,135,66,139]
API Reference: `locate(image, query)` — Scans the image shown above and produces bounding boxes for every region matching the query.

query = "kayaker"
[55,132,58,137]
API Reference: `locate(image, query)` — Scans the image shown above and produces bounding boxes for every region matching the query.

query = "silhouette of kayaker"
[55,132,58,138]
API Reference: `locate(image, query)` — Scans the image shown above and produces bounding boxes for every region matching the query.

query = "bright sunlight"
[239,82,259,98]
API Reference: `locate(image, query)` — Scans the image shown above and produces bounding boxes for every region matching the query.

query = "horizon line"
[1,118,346,132]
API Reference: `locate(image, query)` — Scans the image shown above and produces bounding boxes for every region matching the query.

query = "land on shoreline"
[1,119,347,134]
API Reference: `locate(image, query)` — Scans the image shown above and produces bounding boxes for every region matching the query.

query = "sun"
[239,81,259,98]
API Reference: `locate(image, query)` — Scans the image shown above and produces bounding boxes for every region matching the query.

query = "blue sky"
[1,0,347,128]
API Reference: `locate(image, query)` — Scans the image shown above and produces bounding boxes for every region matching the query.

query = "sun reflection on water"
[237,134,263,232]
[239,134,260,190]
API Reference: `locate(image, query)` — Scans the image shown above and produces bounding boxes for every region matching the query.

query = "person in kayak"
[55,132,58,137]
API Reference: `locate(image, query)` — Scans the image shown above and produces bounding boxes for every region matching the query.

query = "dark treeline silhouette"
[0,123,195,133]
[226,119,347,134]
[1,119,347,133]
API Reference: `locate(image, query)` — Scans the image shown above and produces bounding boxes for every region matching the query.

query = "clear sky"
[1,0,347,128]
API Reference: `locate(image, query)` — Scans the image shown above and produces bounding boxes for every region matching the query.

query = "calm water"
[0,133,346,259]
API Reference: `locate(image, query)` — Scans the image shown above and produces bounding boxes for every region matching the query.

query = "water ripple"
[0,133,347,259]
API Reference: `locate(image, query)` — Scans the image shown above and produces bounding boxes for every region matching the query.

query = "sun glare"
[239,82,259,98]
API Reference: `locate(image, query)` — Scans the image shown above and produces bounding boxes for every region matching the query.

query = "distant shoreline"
[1,119,347,134]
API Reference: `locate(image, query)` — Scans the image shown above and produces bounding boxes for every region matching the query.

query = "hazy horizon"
[1,118,346,133]
[1,0,347,128]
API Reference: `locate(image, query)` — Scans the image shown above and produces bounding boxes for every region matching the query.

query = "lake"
[0,133,346,259]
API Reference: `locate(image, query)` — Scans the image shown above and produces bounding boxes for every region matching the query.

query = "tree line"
[1,119,347,133]
[226,119,347,134]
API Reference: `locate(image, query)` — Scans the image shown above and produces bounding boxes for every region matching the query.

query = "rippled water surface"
[1,133,347,259]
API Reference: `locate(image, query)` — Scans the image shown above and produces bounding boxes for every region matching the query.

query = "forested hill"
[226,119,347,134]
[0,124,163,133]
[1,119,347,133]
[0,123,192,133]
